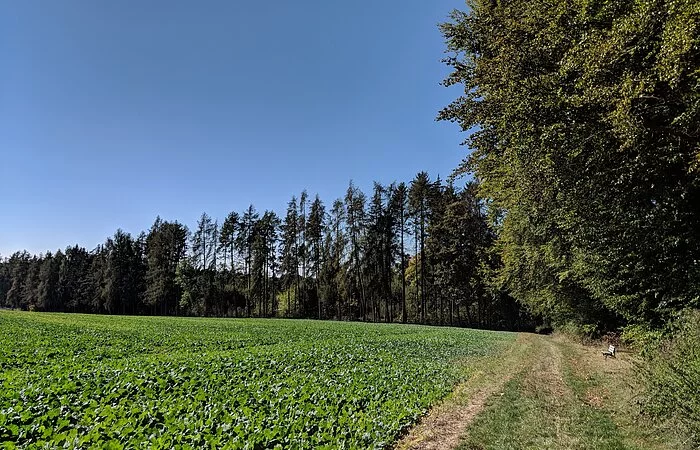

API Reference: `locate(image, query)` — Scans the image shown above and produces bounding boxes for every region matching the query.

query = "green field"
[0,311,513,449]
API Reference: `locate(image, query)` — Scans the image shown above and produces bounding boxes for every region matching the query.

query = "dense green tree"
[280,196,299,317]
[391,182,409,323]
[365,183,397,322]
[409,172,437,323]
[251,211,279,316]
[306,195,325,318]
[21,256,41,310]
[0,255,10,307]
[102,230,145,315]
[439,0,700,330]
[37,251,62,311]
[189,213,222,315]
[266,214,281,316]
[192,213,217,271]
[365,184,383,322]
[4,252,31,309]
[238,205,259,316]
[219,212,240,272]
[298,190,309,312]
[144,218,189,315]
[174,258,199,315]
[427,183,485,325]
[89,245,108,313]
[59,246,93,312]
[345,181,367,320]
[320,199,347,320]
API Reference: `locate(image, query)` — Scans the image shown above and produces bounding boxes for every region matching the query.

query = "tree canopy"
[439,0,700,331]
[0,176,528,330]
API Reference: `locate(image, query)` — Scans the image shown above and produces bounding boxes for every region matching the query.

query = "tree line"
[0,174,529,330]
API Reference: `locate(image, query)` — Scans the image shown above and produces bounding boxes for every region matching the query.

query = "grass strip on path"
[395,333,535,450]
[455,335,683,450]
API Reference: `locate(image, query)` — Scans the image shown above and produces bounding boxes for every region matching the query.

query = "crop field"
[0,311,512,449]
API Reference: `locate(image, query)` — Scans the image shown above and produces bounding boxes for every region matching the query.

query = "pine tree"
[321,199,346,320]
[145,218,188,315]
[219,212,240,273]
[409,172,431,323]
[237,205,259,316]
[59,246,93,313]
[298,190,308,313]
[392,182,409,323]
[345,181,367,320]
[37,251,62,311]
[192,213,216,271]
[307,195,325,319]
[280,196,299,317]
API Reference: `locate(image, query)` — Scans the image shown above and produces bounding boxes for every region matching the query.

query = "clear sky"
[1,0,469,256]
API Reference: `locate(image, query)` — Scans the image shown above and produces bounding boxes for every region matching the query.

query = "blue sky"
[1,0,469,256]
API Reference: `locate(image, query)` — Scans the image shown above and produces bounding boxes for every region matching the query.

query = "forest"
[0,176,528,330]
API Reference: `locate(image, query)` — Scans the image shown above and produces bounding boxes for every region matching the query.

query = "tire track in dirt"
[520,338,577,447]
[394,334,537,450]
[397,334,679,450]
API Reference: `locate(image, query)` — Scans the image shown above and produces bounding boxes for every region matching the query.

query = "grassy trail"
[400,334,681,450]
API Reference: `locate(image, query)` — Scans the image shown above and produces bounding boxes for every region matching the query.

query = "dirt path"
[396,333,679,450]
[394,334,537,450]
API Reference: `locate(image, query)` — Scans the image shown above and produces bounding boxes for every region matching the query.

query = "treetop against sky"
[0,0,469,255]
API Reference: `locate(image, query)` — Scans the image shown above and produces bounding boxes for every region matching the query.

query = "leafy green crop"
[0,311,512,449]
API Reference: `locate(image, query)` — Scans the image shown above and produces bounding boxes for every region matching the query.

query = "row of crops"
[0,311,513,448]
